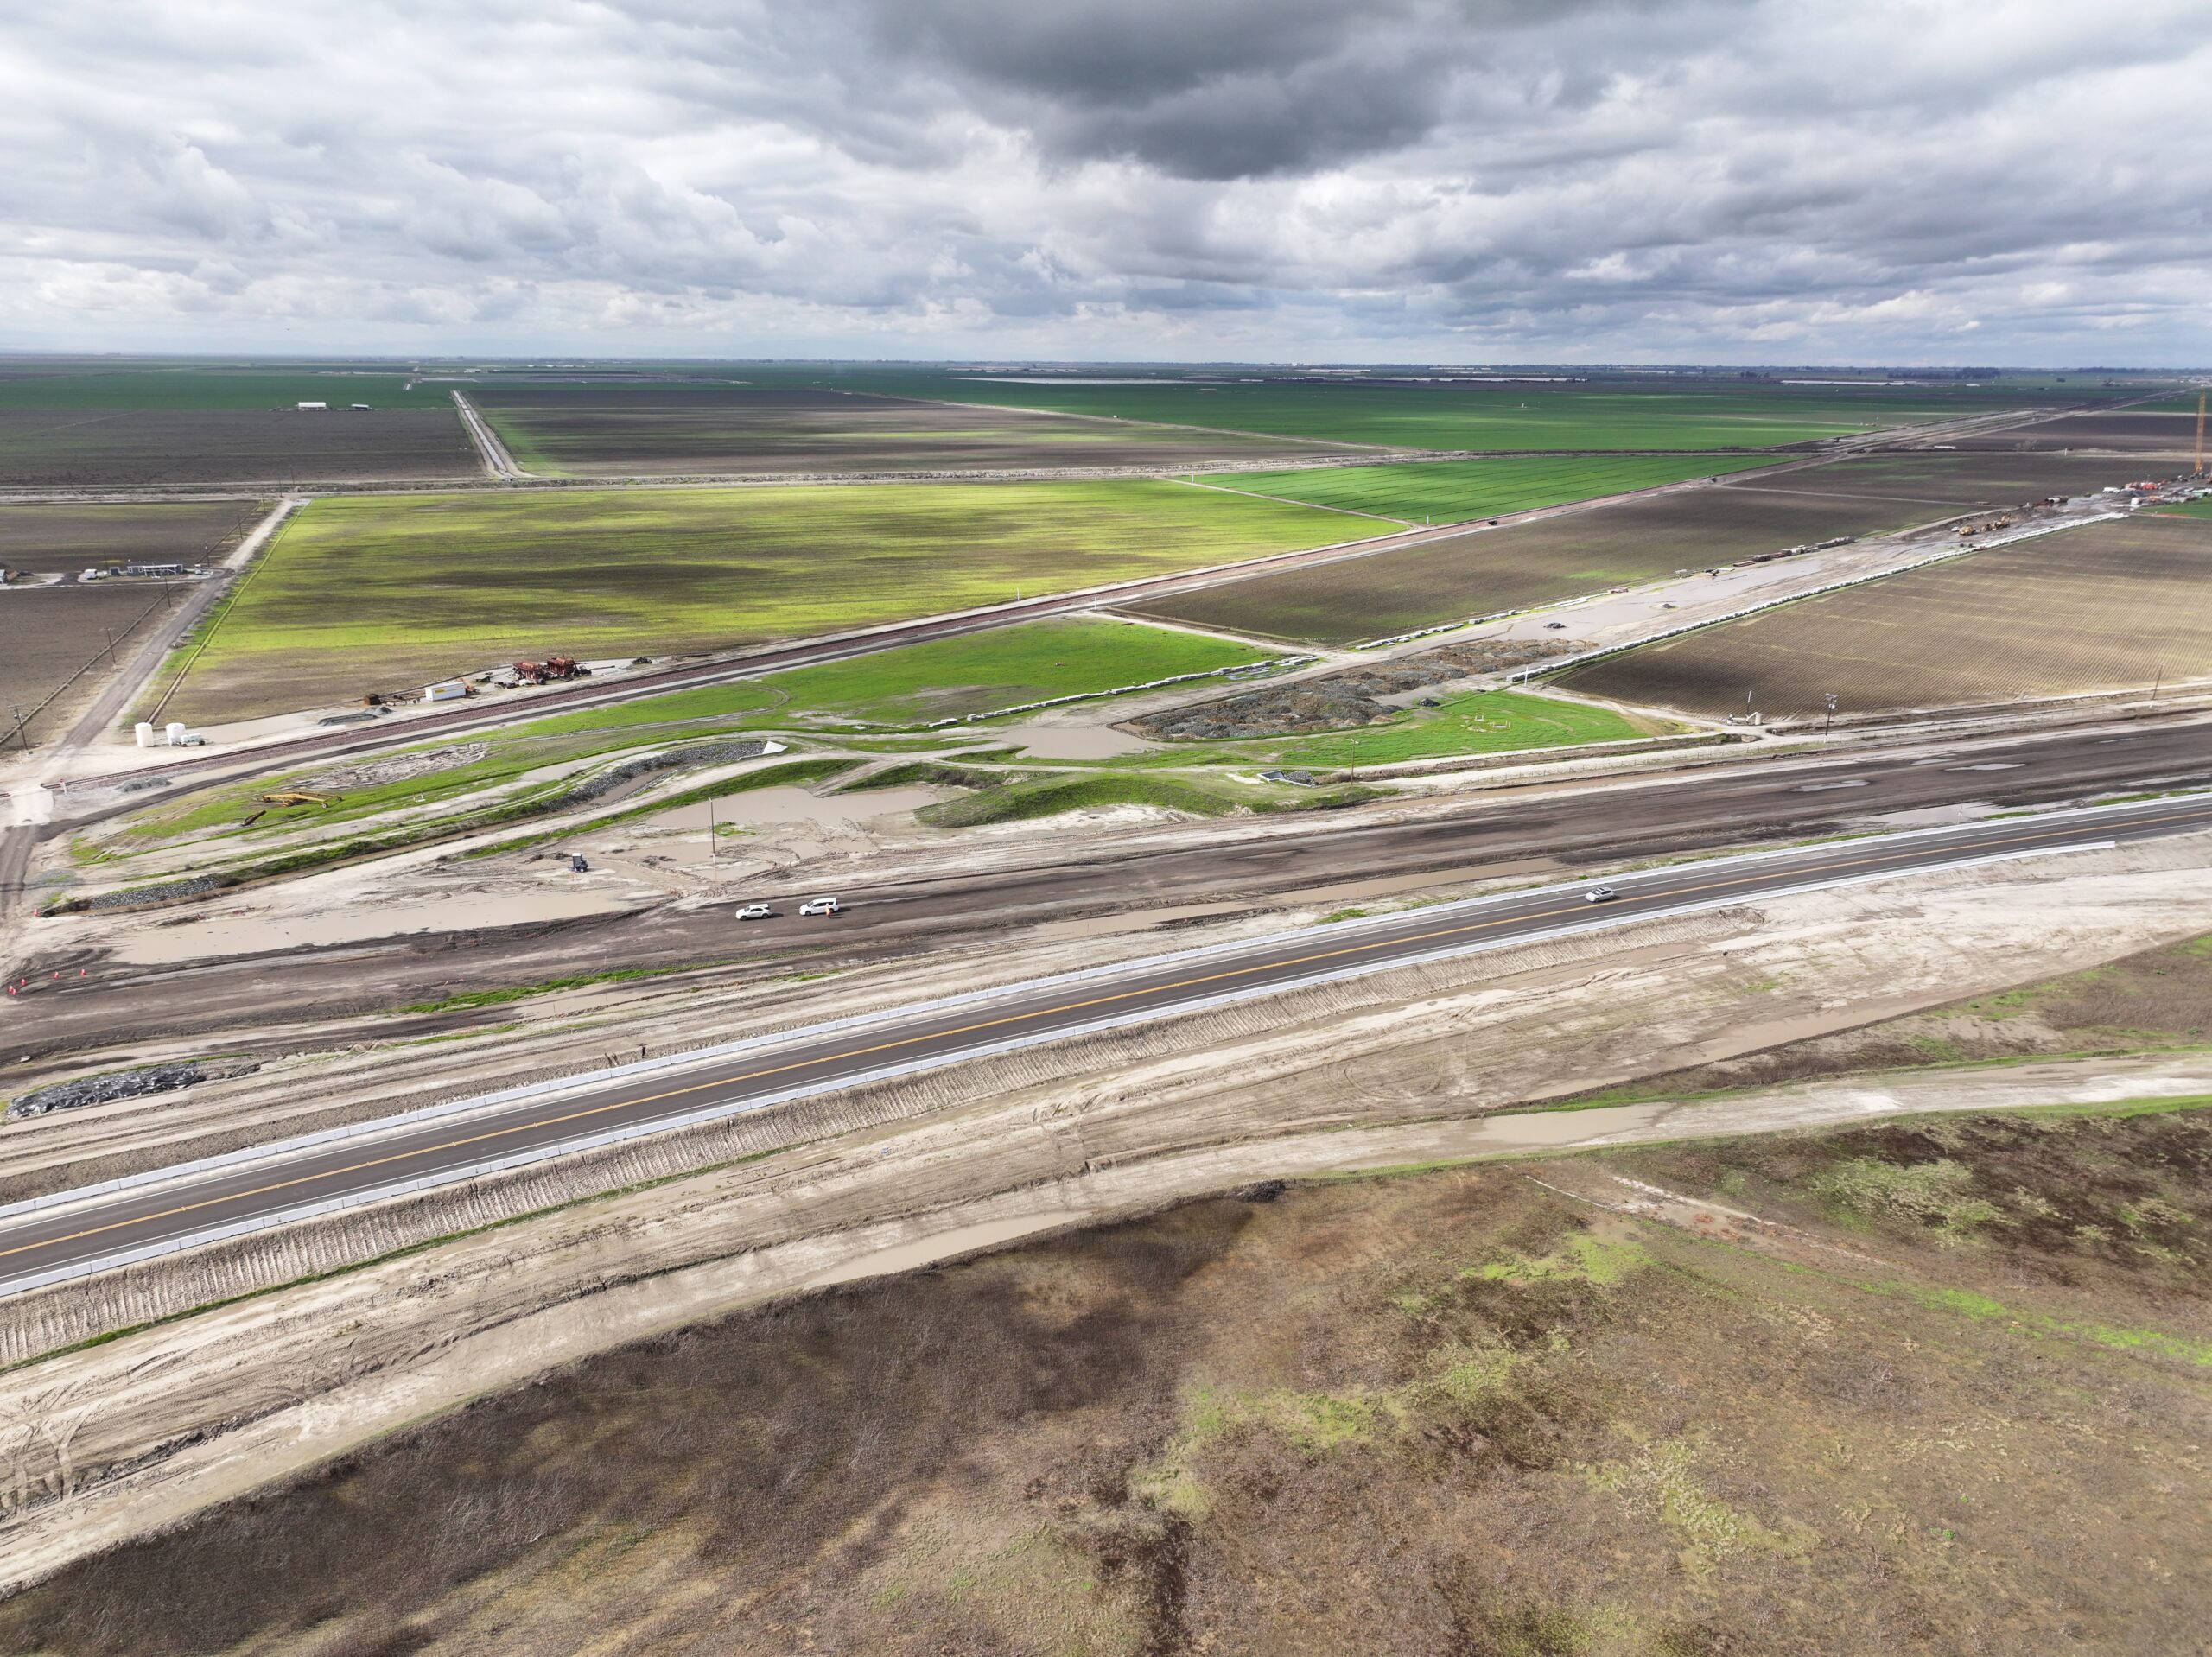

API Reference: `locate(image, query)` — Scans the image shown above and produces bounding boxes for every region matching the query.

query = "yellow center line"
[5,806,2199,1269]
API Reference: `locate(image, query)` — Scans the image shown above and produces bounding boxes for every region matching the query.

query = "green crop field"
[523,617,1273,734]
[753,617,1271,722]
[836,373,2052,454]
[1215,454,1774,524]
[163,481,1356,721]
[1267,689,1647,768]
[2153,498,2212,519]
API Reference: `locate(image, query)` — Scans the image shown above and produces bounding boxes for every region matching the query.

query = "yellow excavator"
[258,790,341,807]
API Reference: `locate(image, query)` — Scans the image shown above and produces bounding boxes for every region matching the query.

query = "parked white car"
[798,897,842,917]
[734,903,773,920]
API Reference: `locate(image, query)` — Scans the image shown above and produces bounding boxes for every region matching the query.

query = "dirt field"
[5,1098,2206,1657]
[0,501,257,575]
[1723,449,2157,508]
[468,386,1345,476]
[0,408,479,486]
[1947,410,2203,457]
[1127,477,1946,644]
[0,582,199,744]
[1560,513,2212,721]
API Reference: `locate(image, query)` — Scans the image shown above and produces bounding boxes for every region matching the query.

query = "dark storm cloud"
[0,0,2206,360]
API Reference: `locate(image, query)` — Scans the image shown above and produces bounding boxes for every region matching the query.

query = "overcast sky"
[3,0,2208,364]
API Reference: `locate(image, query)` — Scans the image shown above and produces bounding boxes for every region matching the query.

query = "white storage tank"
[164,721,188,746]
[135,721,156,748]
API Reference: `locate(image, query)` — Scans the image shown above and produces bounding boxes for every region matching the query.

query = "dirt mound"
[1128,637,1583,741]
[301,743,489,793]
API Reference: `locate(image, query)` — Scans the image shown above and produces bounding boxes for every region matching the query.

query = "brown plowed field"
[0,503,257,742]
[467,386,1353,477]
[0,502,258,574]
[0,409,479,486]
[1126,449,2185,644]
[1723,451,2148,509]
[0,583,194,743]
[1560,514,2212,721]
[1122,475,1925,644]
[1946,410,2202,456]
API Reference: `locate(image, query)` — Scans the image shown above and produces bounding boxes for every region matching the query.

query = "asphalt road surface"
[4,790,2207,1296]
[10,709,2209,1060]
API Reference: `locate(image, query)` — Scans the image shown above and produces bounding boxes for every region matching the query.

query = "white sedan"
[1584,886,1619,904]
[734,903,774,920]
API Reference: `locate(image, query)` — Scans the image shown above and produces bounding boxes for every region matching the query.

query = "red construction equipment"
[513,655,588,686]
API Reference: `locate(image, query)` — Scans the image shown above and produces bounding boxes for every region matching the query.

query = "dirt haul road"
[8,711,2212,1062]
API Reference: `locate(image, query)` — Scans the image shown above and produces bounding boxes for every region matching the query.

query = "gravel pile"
[563,740,776,806]
[6,1059,257,1121]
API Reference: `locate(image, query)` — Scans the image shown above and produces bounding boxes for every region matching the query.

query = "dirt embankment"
[1125,637,1582,741]
[3,834,2210,1597]
[4,1102,2209,1655]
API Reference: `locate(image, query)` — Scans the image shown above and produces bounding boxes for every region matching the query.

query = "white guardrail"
[0,792,2195,1297]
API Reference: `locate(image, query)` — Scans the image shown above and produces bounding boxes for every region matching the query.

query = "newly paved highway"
[3,792,2207,1295]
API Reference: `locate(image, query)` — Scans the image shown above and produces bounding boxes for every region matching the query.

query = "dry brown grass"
[5,1100,2211,1656]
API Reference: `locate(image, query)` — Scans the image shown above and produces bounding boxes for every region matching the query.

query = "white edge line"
[0,836,2128,1296]
[0,790,2196,1227]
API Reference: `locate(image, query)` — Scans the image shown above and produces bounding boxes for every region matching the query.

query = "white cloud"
[0,0,2205,360]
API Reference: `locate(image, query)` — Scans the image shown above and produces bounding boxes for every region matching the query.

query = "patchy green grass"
[745,617,1272,724]
[163,481,1359,722]
[1270,689,1646,768]
[1217,453,1770,524]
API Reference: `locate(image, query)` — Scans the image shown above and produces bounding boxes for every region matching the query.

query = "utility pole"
[708,795,715,859]
[8,705,28,752]
[1823,692,1838,737]
[2196,390,2206,477]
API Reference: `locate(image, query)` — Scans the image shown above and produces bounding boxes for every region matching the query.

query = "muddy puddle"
[111,887,635,964]
[995,722,1160,759]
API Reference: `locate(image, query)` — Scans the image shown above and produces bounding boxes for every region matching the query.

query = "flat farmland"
[0,500,257,574]
[860,374,2052,452]
[1127,477,1951,644]
[0,581,194,744]
[0,368,452,410]
[163,480,1357,721]
[467,387,1346,477]
[1723,451,2154,510]
[1218,453,1773,523]
[1948,411,2202,457]
[0,409,480,487]
[1559,515,2212,721]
